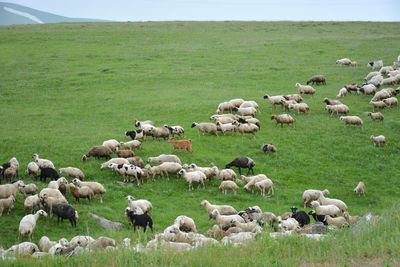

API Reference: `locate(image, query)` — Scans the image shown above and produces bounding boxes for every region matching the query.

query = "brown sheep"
[306,75,326,85]
[167,137,193,153]
[115,149,135,158]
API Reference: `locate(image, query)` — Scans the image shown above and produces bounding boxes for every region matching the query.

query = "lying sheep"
[296,83,315,96]
[71,178,106,203]
[120,140,142,150]
[288,103,309,114]
[200,200,237,222]
[191,122,218,136]
[178,169,206,191]
[262,144,277,154]
[69,236,95,248]
[370,135,386,147]
[367,60,383,70]
[270,114,294,127]
[219,181,239,195]
[339,116,363,128]
[324,215,348,228]
[336,58,352,65]
[323,98,342,106]
[4,242,40,257]
[353,181,365,196]
[167,137,193,153]
[88,237,116,250]
[25,162,39,180]
[278,217,300,232]
[59,167,85,180]
[336,88,348,98]
[147,154,181,165]
[306,75,326,85]
[82,146,112,161]
[221,232,256,246]
[18,210,48,240]
[343,212,359,225]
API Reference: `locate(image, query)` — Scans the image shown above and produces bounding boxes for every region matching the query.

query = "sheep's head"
[38,210,48,217]
[81,155,87,161]
[270,115,276,120]
[200,200,207,207]
[32,153,39,160]
[290,206,297,213]
[178,169,185,175]
[308,210,315,215]
[263,94,269,99]
[370,135,375,139]
[71,178,81,185]
[322,189,330,195]
[310,201,319,208]
[210,209,219,218]
[125,195,134,201]
[190,123,197,128]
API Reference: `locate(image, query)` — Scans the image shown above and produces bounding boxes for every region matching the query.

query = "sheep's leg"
[238,167,242,175]
[99,194,103,203]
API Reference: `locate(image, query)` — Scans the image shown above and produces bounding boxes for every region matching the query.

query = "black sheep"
[225,157,255,175]
[290,206,310,227]
[53,204,77,227]
[126,209,153,232]
[39,167,59,182]
[125,130,143,140]
[308,210,327,225]
[0,162,11,184]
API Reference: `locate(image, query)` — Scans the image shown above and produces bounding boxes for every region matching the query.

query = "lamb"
[32,153,55,169]
[82,146,112,161]
[211,209,245,229]
[174,215,197,233]
[126,195,152,217]
[167,137,193,153]
[323,98,342,106]
[40,193,68,217]
[120,140,142,150]
[369,101,386,111]
[336,87,348,98]
[125,129,145,140]
[219,181,239,195]
[217,168,237,181]
[0,180,24,199]
[288,103,310,114]
[191,122,218,136]
[336,58,352,65]
[232,121,259,138]
[149,126,170,140]
[367,60,383,70]
[306,75,326,85]
[102,139,120,152]
[216,101,235,114]
[18,210,48,240]
[148,155,182,167]
[302,189,330,208]
[270,114,294,127]
[58,167,84,180]
[100,158,130,170]
[310,201,341,217]
[343,212,359,225]
[383,97,398,107]
[115,148,136,158]
[53,203,78,227]
[221,232,256,246]
[324,215,348,228]
[25,162,39,180]
[339,116,363,128]
[296,83,315,96]
[225,157,255,175]
[370,135,386,147]
[19,183,38,198]
[243,175,270,192]
[254,179,274,196]
[308,210,327,225]
[263,144,277,154]
[178,169,206,190]
[24,194,40,214]
[290,207,310,227]
[228,98,245,108]
[71,178,106,203]
[318,193,348,212]
[353,181,365,196]
[69,183,94,204]
[216,121,237,136]
[0,195,15,217]
[361,84,376,95]
[366,112,384,121]
[200,200,237,221]
[284,94,303,103]
[234,107,257,117]
[263,94,286,107]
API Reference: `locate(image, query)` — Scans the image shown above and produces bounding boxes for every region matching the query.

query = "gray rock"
[88,213,125,231]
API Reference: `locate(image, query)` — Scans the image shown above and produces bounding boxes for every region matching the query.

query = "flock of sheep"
[0,53,399,259]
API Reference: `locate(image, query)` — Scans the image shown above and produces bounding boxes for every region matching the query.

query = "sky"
[4,0,400,22]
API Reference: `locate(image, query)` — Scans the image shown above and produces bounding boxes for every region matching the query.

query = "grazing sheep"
[32,154,55,170]
[166,125,185,138]
[290,207,310,227]
[308,210,327,225]
[372,90,390,101]
[40,193,68,217]
[0,195,15,217]
[302,189,330,208]
[262,144,277,154]
[281,99,298,111]
[383,97,398,107]
[225,157,255,175]
[310,201,340,217]
[71,178,106,203]
[191,122,218,136]
[318,193,347,213]
[232,121,259,138]
[134,121,156,136]
[306,75,326,85]
[219,181,239,195]
[39,236,58,253]
[59,167,85,180]
[336,58,352,65]
[120,140,142,150]
[369,101,386,111]
[127,156,145,168]
[353,181,365,196]
[39,167,59,182]
[2,160,18,183]
[216,121,237,136]
[24,194,41,214]
[39,188,64,199]
[284,94,303,103]
[296,83,315,96]
[221,232,256,246]
[126,208,153,232]
[147,154,181,165]
[115,164,144,184]
[4,242,40,257]
[133,118,155,127]
[229,98,245,108]
[125,129,145,141]
[366,112,384,121]
[200,200,237,221]
[102,139,120,152]
[234,107,257,117]
[214,116,235,124]
[189,164,218,183]
[323,98,342,106]
[345,83,361,94]
[263,94,286,107]
[217,168,237,181]
[25,162,39,180]
[126,195,153,217]
[167,137,193,153]
[158,162,183,179]
[100,158,130,170]
[82,146,112,161]
[211,209,245,229]
[48,177,68,191]
[361,84,377,95]
[0,180,24,199]
[379,66,394,75]
[366,74,384,88]
[69,183,94,204]
[339,116,363,128]
[239,101,259,111]
[324,215,349,228]
[216,101,235,114]
[270,114,294,127]
[19,210,48,240]
[365,71,381,81]
[243,175,269,192]
[254,179,274,196]
[343,212,359,225]
[288,103,309,114]
[149,126,170,141]
[380,76,397,86]
[18,184,37,199]
[336,87,348,98]
[367,60,383,70]
[370,135,386,147]
[178,169,206,191]
[115,148,136,158]
[52,203,78,227]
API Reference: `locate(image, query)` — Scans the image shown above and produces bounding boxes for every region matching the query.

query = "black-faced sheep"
[290,207,310,227]
[225,157,255,175]
[39,167,59,182]
[125,129,145,140]
[126,207,153,232]
[53,204,78,227]
[308,210,327,225]
[262,144,277,154]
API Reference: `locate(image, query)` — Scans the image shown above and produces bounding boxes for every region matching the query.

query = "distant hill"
[0,2,110,25]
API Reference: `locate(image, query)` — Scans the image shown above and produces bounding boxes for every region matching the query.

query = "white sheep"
[149,126,170,140]
[59,167,85,180]
[200,200,237,221]
[353,181,365,196]
[302,189,330,208]
[102,139,120,152]
[310,201,340,217]
[364,71,380,81]
[217,168,237,181]
[379,66,394,74]
[383,97,398,107]
[280,99,298,111]
[48,177,68,190]
[318,193,347,212]
[369,100,386,111]
[233,122,259,138]
[4,242,40,257]
[254,179,274,196]
[211,209,245,229]
[189,164,218,182]
[324,215,349,228]
[174,215,198,233]
[371,89,390,101]
[243,175,269,192]
[239,100,259,110]
[18,209,48,240]
[69,235,95,248]
[32,153,55,169]
[39,236,58,253]
[380,77,397,86]
[270,114,294,127]
[339,116,363,128]
[19,183,38,198]
[288,103,309,114]
[39,187,64,198]
[0,195,15,217]
[0,180,24,199]
[25,162,39,179]
[221,232,256,246]
[216,101,235,114]
[24,194,41,214]
[367,60,383,70]
[147,154,182,165]
[100,158,130,170]
[336,58,351,65]
[126,195,152,217]
[178,169,206,190]
[157,162,183,179]
[219,181,239,195]
[214,116,235,124]
[277,217,300,232]
[120,140,142,150]
[71,178,106,203]
[216,121,237,136]
[191,122,218,136]
[295,83,315,96]
[343,212,359,225]
[228,98,244,108]
[263,94,286,107]
[336,87,348,98]
[284,94,303,103]
[370,135,386,147]
[236,107,257,117]
[361,84,376,95]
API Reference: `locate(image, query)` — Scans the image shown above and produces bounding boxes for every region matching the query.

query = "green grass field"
[0,21,399,265]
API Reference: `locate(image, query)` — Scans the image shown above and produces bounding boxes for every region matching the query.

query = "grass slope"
[0,21,399,264]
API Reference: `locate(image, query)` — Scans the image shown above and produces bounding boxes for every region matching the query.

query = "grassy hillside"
[0,21,399,264]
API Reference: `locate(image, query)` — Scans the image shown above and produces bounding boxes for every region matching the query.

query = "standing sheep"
[254,179,274,196]
[302,189,330,208]
[32,154,55,170]
[306,75,326,85]
[71,179,106,203]
[19,210,48,240]
[82,146,112,161]
[339,116,363,128]
[191,122,218,136]
[326,104,349,117]
[25,162,39,180]
[270,114,294,127]
[296,83,315,96]
[288,103,310,114]
[178,169,206,191]
[262,144,277,154]
[263,95,286,108]
[353,181,365,196]
[59,167,85,180]
[336,88,348,98]
[370,135,386,147]
[225,157,255,175]
[102,139,120,152]
[310,201,341,217]
[200,200,237,222]
[219,181,239,195]
[365,112,384,121]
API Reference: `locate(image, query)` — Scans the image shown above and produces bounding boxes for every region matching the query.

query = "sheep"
[336,58,352,65]
[288,103,309,114]
[216,101,235,114]
[232,121,259,138]
[231,220,262,233]
[219,181,239,195]
[148,155,182,166]
[302,189,330,208]
[254,179,274,196]
[343,212,359,225]
[102,139,120,152]
[120,140,142,150]
[69,236,95,248]
[133,118,155,127]
[339,116,363,128]
[167,137,193,153]
[0,195,15,217]
[277,217,300,232]
[149,126,170,141]
[296,83,316,96]
[200,200,237,221]
[217,169,237,181]
[369,101,386,111]
[240,174,267,184]
[126,195,153,217]
[4,242,40,257]
[270,114,294,127]
[116,164,144,184]
[71,178,106,203]
[365,71,381,81]
[310,201,340,217]
[308,210,327,225]
[191,122,219,136]
[210,113,238,121]
[100,158,130,170]
[388,70,400,77]
[146,164,167,180]
[225,157,255,175]
[69,183,94,204]
[380,76,397,86]
[39,188,64,198]
[322,98,342,106]
[188,164,218,182]
[158,162,183,179]
[115,148,136,158]
[263,94,286,107]
[380,66,394,75]
[0,180,24,199]
[165,125,185,138]
[383,97,398,107]
[214,116,235,124]
[125,208,153,232]
[229,98,245,108]
[211,209,245,229]
[290,207,310,227]
[306,75,326,85]
[371,90,390,101]
[88,237,116,250]
[239,100,259,110]
[178,169,206,191]
[125,129,145,140]
[39,167,59,182]
[284,94,303,103]
[243,175,269,192]
[40,193,68,217]
[280,99,298,111]
[24,194,40,214]
[135,122,155,137]
[18,210,48,240]
[53,203,78,227]
[366,74,384,87]
[350,61,357,67]
[127,156,145,168]
[365,112,384,121]
[57,167,84,181]
[370,135,386,147]
[2,163,18,183]
[344,82,362,93]
[39,236,58,253]
[318,193,348,213]
[25,162,39,180]
[48,177,68,190]
[216,121,237,136]
[367,60,383,70]
[82,146,112,161]
[324,215,349,228]
[221,232,256,246]
[263,144,277,154]
[353,181,365,196]
[174,215,197,233]
[361,84,377,95]
[19,183,38,198]
[235,107,257,117]
[336,87,348,98]
[32,153,55,170]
